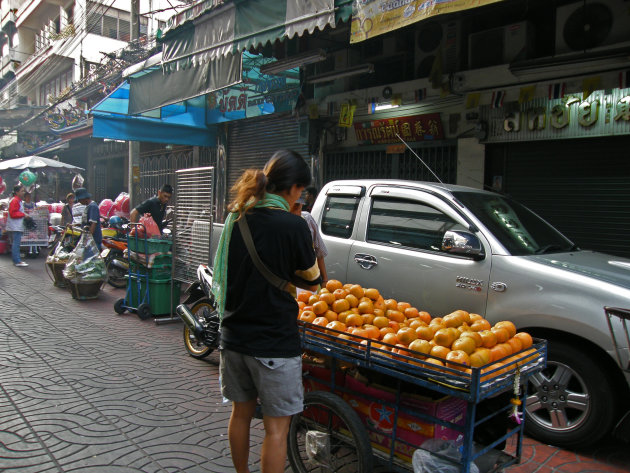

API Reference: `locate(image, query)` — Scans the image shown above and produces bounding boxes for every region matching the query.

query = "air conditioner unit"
[468,21,534,69]
[415,20,461,79]
[555,0,630,54]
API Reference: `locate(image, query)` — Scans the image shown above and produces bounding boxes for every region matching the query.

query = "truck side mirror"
[442,230,485,260]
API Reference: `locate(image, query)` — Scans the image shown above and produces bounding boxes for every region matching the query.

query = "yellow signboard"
[350,0,505,43]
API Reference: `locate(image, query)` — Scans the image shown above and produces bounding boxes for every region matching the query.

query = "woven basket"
[67,280,103,300]
[46,260,68,288]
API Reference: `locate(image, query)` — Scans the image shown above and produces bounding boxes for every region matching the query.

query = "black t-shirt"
[135,197,166,231]
[221,208,320,357]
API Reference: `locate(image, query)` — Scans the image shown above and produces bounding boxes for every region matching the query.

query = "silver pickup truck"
[309,179,630,448]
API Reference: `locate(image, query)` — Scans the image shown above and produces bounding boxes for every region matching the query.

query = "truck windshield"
[452,191,576,256]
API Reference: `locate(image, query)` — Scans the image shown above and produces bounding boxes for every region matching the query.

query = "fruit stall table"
[290,321,547,473]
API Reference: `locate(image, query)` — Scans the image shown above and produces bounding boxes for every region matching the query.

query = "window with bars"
[39,69,73,105]
[87,1,149,41]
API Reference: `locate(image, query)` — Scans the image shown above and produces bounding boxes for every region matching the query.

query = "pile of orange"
[297,280,538,379]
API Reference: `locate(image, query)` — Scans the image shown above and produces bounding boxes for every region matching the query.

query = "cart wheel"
[137,303,152,320]
[114,298,126,314]
[183,300,215,359]
[288,391,373,473]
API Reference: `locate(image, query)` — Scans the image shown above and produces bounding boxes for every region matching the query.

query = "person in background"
[7,185,30,267]
[291,193,328,286]
[213,150,320,473]
[303,186,318,213]
[74,188,102,250]
[72,195,85,225]
[129,184,173,234]
[23,192,35,212]
[61,192,75,226]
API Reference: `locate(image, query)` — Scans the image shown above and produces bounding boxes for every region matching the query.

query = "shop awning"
[90,82,216,146]
[161,0,348,68]
[125,0,353,115]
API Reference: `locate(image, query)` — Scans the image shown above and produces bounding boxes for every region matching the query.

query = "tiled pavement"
[0,252,629,472]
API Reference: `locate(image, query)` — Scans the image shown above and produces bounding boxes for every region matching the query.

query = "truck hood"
[524,250,630,290]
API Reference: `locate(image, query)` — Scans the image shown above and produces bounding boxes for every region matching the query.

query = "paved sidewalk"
[0,253,629,472]
[0,254,259,472]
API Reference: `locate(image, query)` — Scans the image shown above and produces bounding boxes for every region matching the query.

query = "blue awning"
[90,82,216,146]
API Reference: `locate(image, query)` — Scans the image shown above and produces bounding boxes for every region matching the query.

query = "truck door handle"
[354,253,378,270]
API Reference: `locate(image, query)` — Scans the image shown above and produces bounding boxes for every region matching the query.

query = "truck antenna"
[395,133,443,184]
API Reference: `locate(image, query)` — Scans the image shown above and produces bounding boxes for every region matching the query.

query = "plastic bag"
[133,213,160,238]
[62,232,107,283]
[112,192,130,218]
[412,439,479,473]
[99,199,114,217]
[72,173,84,190]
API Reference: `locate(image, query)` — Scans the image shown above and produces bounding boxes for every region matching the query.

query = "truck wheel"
[288,391,373,473]
[525,340,618,448]
[183,300,215,359]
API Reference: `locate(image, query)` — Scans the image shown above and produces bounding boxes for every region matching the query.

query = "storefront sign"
[350,0,504,43]
[354,114,444,144]
[481,89,630,142]
[206,70,300,124]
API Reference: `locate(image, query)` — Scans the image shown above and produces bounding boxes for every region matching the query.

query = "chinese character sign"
[354,114,444,144]
[351,0,505,43]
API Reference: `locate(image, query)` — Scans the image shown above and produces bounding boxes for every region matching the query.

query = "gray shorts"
[220,349,304,417]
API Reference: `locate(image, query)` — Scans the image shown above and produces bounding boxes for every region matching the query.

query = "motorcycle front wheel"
[106,255,128,288]
[183,299,215,359]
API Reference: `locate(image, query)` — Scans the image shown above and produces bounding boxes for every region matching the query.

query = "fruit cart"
[290,321,547,473]
[114,223,178,320]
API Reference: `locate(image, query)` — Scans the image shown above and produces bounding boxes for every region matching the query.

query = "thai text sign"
[354,114,444,144]
[350,0,504,43]
[481,89,630,143]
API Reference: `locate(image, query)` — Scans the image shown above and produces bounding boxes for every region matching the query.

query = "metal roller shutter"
[489,137,630,258]
[227,115,309,192]
[323,141,457,184]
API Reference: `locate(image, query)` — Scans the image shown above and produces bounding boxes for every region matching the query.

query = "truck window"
[321,195,360,239]
[453,191,575,256]
[367,197,462,252]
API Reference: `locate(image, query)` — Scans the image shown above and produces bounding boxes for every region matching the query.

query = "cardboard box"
[342,376,466,462]
[302,363,346,393]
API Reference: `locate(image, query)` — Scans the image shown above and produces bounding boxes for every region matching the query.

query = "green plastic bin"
[127,237,172,254]
[127,275,180,315]
[130,262,172,280]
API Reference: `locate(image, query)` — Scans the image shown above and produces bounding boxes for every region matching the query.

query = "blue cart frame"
[291,321,547,473]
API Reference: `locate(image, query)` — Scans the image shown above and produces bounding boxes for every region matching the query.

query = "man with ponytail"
[212,150,321,473]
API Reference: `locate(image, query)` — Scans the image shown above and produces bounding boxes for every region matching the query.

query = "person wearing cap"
[130,184,173,234]
[291,193,328,286]
[75,187,102,250]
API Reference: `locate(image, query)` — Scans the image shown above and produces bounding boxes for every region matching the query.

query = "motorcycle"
[48,224,81,256]
[176,264,220,359]
[100,216,130,288]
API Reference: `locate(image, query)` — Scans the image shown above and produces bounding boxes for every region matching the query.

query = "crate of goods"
[22,209,49,246]
[129,261,172,280]
[127,275,181,315]
[127,237,171,254]
[129,250,172,268]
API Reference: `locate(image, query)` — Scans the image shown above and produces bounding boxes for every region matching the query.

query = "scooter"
[175,264,220,359]
[100,217,130,288]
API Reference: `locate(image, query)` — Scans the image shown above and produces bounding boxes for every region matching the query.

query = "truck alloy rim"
[525,360,590,432]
